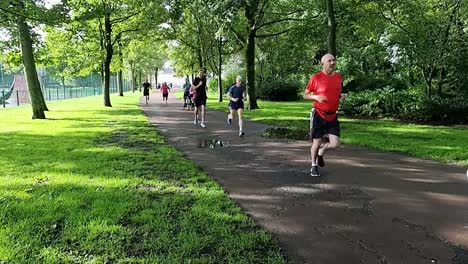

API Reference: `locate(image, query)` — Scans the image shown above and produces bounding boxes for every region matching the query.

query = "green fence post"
[2,90,4,108]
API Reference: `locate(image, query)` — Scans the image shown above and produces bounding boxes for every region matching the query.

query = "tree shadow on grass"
[0,181,285,263]
[0,130,286,263]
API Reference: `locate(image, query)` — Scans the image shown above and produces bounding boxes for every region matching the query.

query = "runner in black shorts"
[227,75,246,137]
[142,80,151,104]
[310,109,340,139]
[192,69,207,128]
[304,54,346,177]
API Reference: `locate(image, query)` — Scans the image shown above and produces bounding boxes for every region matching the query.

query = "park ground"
[0,90,467,263]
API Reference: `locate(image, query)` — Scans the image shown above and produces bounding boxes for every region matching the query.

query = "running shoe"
[310,166,320,177]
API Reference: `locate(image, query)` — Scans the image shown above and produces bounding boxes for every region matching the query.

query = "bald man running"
[303,54,346,177]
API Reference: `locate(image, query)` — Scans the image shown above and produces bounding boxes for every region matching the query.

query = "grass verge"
[175,91,467,166]
[0,93,285,263]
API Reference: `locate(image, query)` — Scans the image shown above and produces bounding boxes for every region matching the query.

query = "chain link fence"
[1,73,133,108]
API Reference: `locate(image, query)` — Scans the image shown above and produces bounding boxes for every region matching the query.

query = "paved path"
[141,92,468,264]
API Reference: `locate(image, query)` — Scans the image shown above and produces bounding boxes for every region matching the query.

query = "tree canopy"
[0,0,466,121]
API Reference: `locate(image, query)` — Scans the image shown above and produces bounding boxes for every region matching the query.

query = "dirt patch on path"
[141,92,468,264]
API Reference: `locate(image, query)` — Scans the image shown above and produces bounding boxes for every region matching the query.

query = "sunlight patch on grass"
[0,93,285,263]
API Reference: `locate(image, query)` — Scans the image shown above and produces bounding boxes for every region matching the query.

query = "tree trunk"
[438,67,445,97]
[154,67,158,87]
[326,0,337,56]
[17,14,48,119]
[117,37,124,96]
[117,70,123,96]
[197,49,204,70]
[138,70,142,91]
[245,30,258,109]
[421,66,434,97]
[191,64,195,82]
[217,38,223,102]
[103,14,113,107]
[61,76,65,99]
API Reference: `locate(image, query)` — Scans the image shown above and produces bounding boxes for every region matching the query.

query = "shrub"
[341,89,468,124]
[207,77,236,94]
[344,77,407,92]
[257,80,301,101]
[207,78,218,92]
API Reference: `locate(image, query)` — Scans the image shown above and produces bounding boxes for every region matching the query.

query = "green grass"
[178,91,468,166]
[0,93,286,263]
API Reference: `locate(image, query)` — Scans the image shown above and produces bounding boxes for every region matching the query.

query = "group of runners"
[181,69,246,136]
[142,81,170,105]
[145,53,346,177]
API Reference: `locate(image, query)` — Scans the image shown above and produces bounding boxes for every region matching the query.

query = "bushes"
[344,77,407,92]
[207,77,236,93]
[207,78,218,93]
[340,89,468,124]
[257,80,301,101]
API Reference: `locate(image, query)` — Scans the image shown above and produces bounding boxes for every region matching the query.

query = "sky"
[43,0,61,9]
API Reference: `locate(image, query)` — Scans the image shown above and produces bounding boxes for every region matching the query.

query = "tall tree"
[67,0,164,107]
[17,13,47,118]
[0,0,65,119]
[326,0,337,56]
[228,0,307,109]
[372,0,466,97]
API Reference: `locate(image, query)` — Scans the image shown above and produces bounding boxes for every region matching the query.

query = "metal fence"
[1,73,133,108]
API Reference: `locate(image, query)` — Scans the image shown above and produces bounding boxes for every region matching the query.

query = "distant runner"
[192,69,207,128]
[227,75,246,137]
[142,80,151,104]
[161,82,170,104]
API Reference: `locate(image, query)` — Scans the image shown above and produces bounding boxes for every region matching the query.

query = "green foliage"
[344,77,407,92]
[340,89,468,124]
[207,77,222,93]
[257,80,301,101]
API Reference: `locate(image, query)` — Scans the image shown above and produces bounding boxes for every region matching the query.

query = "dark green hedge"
[257,80,301,101]
[340,89,468,124]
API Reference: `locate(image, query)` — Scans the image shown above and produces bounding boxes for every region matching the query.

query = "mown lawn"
[0,93,285,263]
[177,91,467,166]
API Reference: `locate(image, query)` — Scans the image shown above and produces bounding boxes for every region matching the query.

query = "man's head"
[320,54,336,74]
[198,68,205,77]
[235,75,242,86]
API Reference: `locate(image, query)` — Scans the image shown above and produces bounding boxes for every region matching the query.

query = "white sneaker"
[239,131,245,137]
[193,118,197,125]
[200,122,206,128]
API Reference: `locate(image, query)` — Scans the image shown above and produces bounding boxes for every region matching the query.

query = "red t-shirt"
[306,71,342,121]
[161,84,169,94]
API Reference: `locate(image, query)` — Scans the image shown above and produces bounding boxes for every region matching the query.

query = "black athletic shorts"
[194,94,207,107]
[310,108,340,139]
[230,100,244,110]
